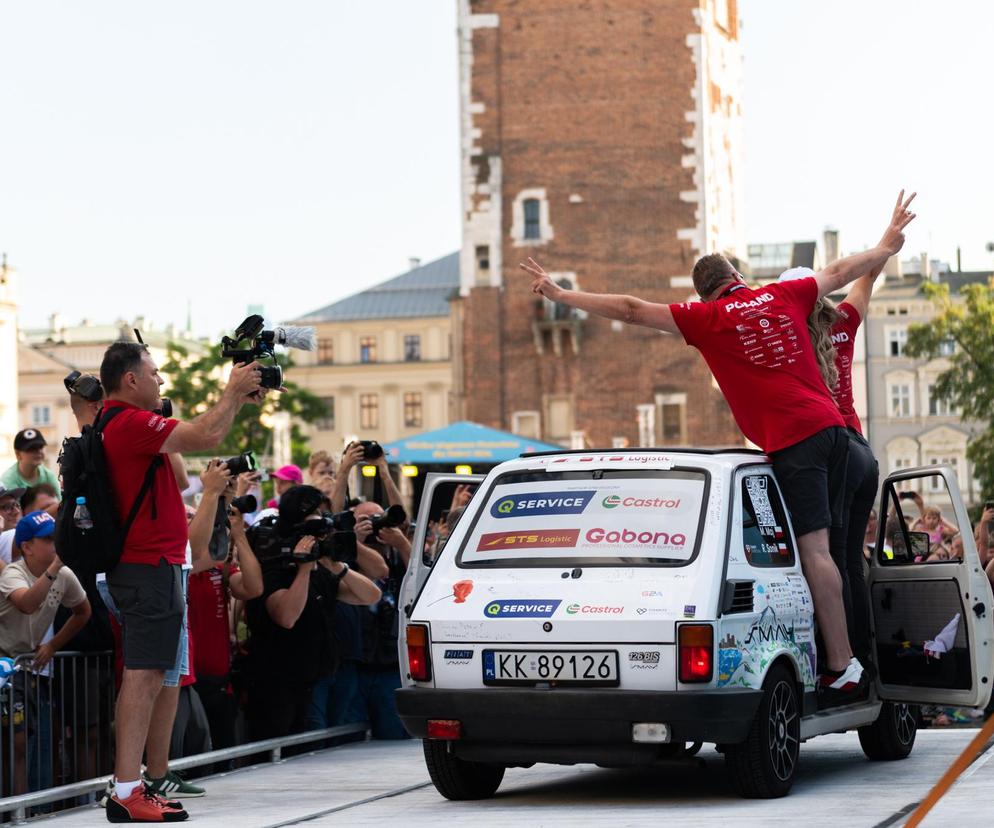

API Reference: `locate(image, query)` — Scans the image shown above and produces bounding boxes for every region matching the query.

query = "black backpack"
[55,407,163,577]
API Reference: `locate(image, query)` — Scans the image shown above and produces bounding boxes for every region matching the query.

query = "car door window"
[878,474,964,566]
[741,474,795,567]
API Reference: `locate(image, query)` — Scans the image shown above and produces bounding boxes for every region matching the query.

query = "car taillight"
[427,720,462,740]
[679,623,713,683]
[406,624,432,682]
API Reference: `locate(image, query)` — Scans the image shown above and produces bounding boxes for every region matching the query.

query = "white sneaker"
[819,657,864,692]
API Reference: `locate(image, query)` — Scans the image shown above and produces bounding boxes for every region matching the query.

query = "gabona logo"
[566,603,581,615]
[497,499,515,514]
[602,495,621,509]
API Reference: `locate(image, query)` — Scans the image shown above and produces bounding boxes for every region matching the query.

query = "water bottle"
[73,496,94,531]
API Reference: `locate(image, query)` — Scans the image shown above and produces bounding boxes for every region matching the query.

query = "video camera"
[248,510,358,568]
[221,315,317,390]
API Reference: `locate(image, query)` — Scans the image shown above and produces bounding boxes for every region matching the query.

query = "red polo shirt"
[831,301,863,434]
[670,277,845,453]
[102,400,187,566]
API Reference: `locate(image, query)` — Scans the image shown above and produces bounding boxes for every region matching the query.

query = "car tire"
[725,663,800,799]
[423,739,505,800]
[858,702,918,761]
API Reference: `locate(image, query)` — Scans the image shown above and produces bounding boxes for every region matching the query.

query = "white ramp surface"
[44,730,993,827]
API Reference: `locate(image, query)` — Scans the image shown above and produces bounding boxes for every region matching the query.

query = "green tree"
[161,342,327,467]
[905,278,994,498]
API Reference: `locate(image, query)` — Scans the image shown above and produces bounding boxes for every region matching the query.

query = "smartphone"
[899,491,915,500]
[257,469,270,483]
[985,500,994,512]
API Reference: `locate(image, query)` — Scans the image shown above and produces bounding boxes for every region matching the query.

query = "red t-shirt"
[831,301,862,434]
[670,278,845,453]
[102,400,187,566]
[187,565,237,678]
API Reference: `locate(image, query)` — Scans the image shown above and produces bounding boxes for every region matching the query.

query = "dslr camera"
[366,504,407,541]
[221,314,317,391]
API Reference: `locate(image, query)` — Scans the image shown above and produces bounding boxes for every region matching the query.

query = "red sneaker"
[106,785,189,823]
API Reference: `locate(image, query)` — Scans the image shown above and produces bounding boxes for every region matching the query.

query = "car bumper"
[396,686,762,749]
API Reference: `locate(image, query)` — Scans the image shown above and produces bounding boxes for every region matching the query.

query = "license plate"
[482,650,619,686]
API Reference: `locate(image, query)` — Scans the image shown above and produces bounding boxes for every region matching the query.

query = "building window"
[475,245,490,272]
[926,456,960,493]
[938,338,956,357]
[317,338,334,364]
[359,394,379,429]
[30,405,51,427]
[317,397,335,431]
[887,328,907,357]
[636,404,655,448]
[544,395,574,444]
[927,384,953,417]
[404,335,421,362]
[523,199,541,240]
[512,411,541,440]
[359,336,377,363]
[889,383,912,418]
[403,392,423,428]
[656,392,687,444]
[511,189,553,246]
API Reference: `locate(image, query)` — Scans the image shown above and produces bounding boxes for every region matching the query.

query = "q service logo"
[483,599,561,619]
[491,490,595,519]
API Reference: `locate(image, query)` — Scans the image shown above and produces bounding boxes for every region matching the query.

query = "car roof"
[488,447,770,475]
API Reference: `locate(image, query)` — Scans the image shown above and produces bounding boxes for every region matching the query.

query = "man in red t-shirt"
[520,191,916,694]
[99,341,263,822]
[779,245,892,667]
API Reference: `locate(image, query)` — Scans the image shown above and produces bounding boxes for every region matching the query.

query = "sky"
[2,1,992,337]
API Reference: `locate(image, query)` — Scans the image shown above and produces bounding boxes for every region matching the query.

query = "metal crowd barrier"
[0,721,370,824]
[0,651,115,810]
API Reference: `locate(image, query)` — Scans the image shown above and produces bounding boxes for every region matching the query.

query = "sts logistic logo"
[483,600,562,619]
[491,490,595,518]
[477,530,580,551]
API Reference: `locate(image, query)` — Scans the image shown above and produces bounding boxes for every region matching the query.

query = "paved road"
[48,729,991,827]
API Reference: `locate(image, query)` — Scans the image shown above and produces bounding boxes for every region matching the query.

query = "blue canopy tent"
[384,421,562,466]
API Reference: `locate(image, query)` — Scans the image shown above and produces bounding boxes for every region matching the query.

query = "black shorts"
[107,559,184,671]
[770,426,850,537]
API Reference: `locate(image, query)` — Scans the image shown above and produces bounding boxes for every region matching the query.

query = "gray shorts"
[107,558,184,671]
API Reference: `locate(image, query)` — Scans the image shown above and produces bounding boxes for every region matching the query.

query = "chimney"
[822,228,839,265]
[920,252,930,281]
[884,254,902,281]
[956,246,962,273]
[408,257,422,271]
[49,313,63,335]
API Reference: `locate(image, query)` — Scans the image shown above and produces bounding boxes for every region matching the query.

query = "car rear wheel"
[725,664,800,798]
[423,739,506,800]
[858,702,918,761]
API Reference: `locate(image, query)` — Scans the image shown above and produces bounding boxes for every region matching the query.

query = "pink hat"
[272,464,303,484]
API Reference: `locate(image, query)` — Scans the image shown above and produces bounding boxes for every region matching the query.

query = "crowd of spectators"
[0,403,424,806]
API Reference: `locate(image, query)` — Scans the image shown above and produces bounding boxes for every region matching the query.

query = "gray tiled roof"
[876,270,992,299]
[292,252,460,323]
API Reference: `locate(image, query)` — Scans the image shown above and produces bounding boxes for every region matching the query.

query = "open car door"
[398,472,483,686]
[868,464,994,708]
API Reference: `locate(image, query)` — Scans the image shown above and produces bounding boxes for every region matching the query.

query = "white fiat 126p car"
[395,449,993,800]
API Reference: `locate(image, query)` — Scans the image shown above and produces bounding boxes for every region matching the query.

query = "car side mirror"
[908,530,930,561]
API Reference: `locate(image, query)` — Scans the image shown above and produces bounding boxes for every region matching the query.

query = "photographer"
[244,486,380,740]
[98,341,263,821]
[350,499,412,740]
[187,462,263,754]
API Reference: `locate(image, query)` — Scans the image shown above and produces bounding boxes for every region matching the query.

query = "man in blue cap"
[0,511,91,793]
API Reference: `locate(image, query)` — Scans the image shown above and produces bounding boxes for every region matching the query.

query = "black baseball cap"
[277,485,325,533]
[13,429,46,451]
[0,483,27,503]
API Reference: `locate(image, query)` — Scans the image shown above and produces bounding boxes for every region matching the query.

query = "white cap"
[778,267,816,282]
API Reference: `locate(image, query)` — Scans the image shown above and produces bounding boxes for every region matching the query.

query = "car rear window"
[456,468,709,568]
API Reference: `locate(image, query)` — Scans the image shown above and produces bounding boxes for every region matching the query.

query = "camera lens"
[259,365,283,390]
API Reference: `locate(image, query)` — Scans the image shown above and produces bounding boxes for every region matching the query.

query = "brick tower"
[453,0,747,449]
